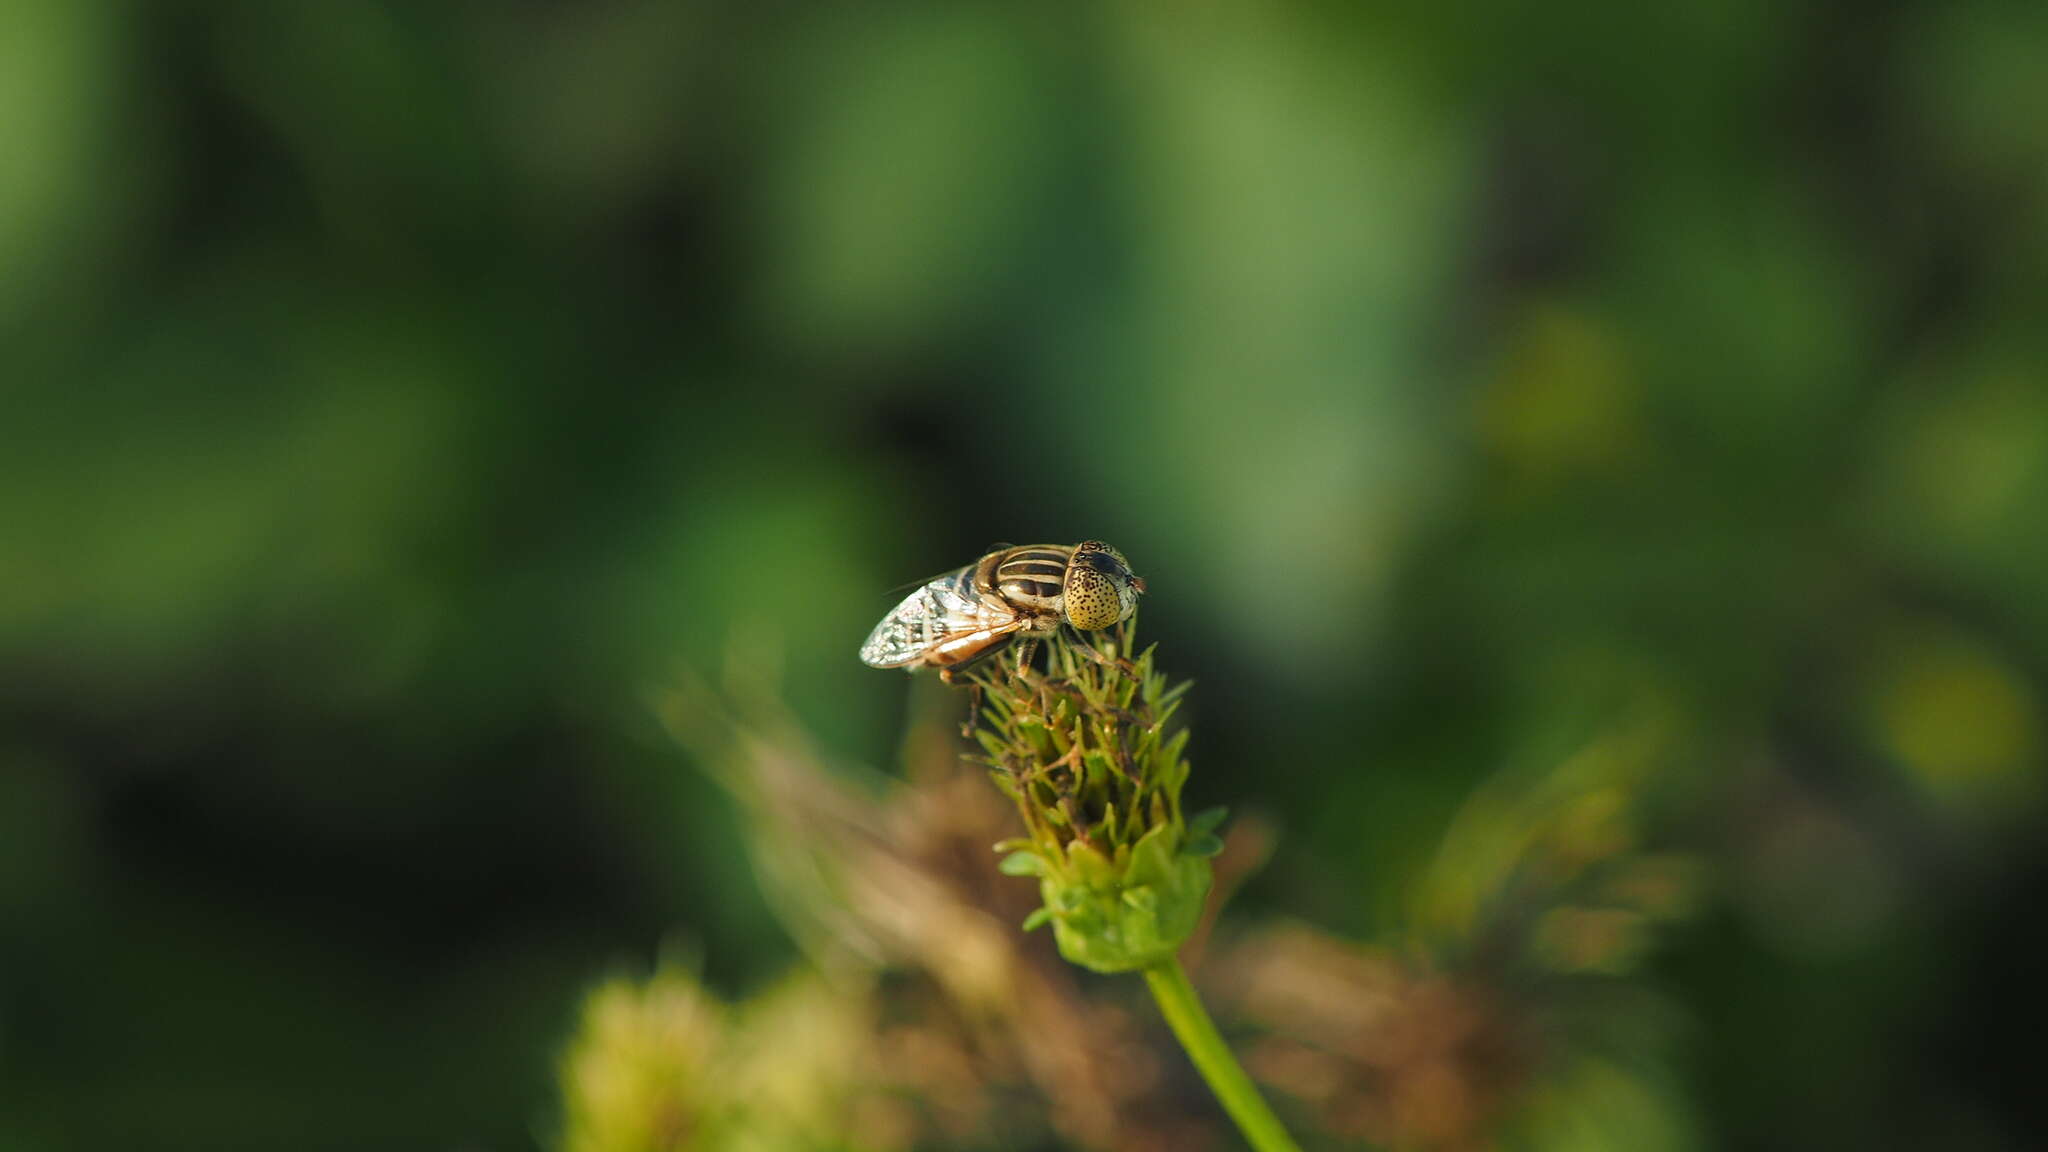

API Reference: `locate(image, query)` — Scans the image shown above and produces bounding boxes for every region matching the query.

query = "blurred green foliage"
[3,0,2046,1149]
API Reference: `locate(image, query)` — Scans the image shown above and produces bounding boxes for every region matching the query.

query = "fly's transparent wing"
[859,566,1010,668]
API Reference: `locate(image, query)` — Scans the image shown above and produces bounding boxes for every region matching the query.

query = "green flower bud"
[971,622,1221,973]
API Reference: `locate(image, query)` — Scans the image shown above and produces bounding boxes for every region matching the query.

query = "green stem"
[1143,957,1303,1152]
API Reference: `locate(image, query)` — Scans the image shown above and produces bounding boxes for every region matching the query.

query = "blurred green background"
[4,0,2047,1149]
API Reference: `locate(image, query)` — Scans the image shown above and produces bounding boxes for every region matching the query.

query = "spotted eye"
[1063,541,1141,630]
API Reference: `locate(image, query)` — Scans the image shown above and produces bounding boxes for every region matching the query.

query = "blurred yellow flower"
[560,965,726,1152]
[1868,624,2042,817]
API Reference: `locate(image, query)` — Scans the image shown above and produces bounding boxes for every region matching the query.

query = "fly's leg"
[939,662,988,736]
[960,680,984,738]
[1013,638,1039,678]
[1065,626,1138,679]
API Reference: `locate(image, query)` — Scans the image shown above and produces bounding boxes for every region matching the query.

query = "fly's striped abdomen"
[994,544,1074,612]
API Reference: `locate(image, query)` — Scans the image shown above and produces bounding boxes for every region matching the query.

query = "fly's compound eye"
[1063,542,1141,630]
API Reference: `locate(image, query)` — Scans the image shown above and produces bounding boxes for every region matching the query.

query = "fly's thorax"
[992,545,1074,613]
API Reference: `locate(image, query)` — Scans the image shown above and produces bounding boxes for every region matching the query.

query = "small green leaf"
[1185,833,1225,858]
[1066,840,1115,884]
[1160,753,1189,793]
[1133,725,1159,761]
[1155,697,1183,732]
[1162,729,1190,764]
[1189,806,1229,838]
[998,851,1045,876]
[1022,907,1054,932]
